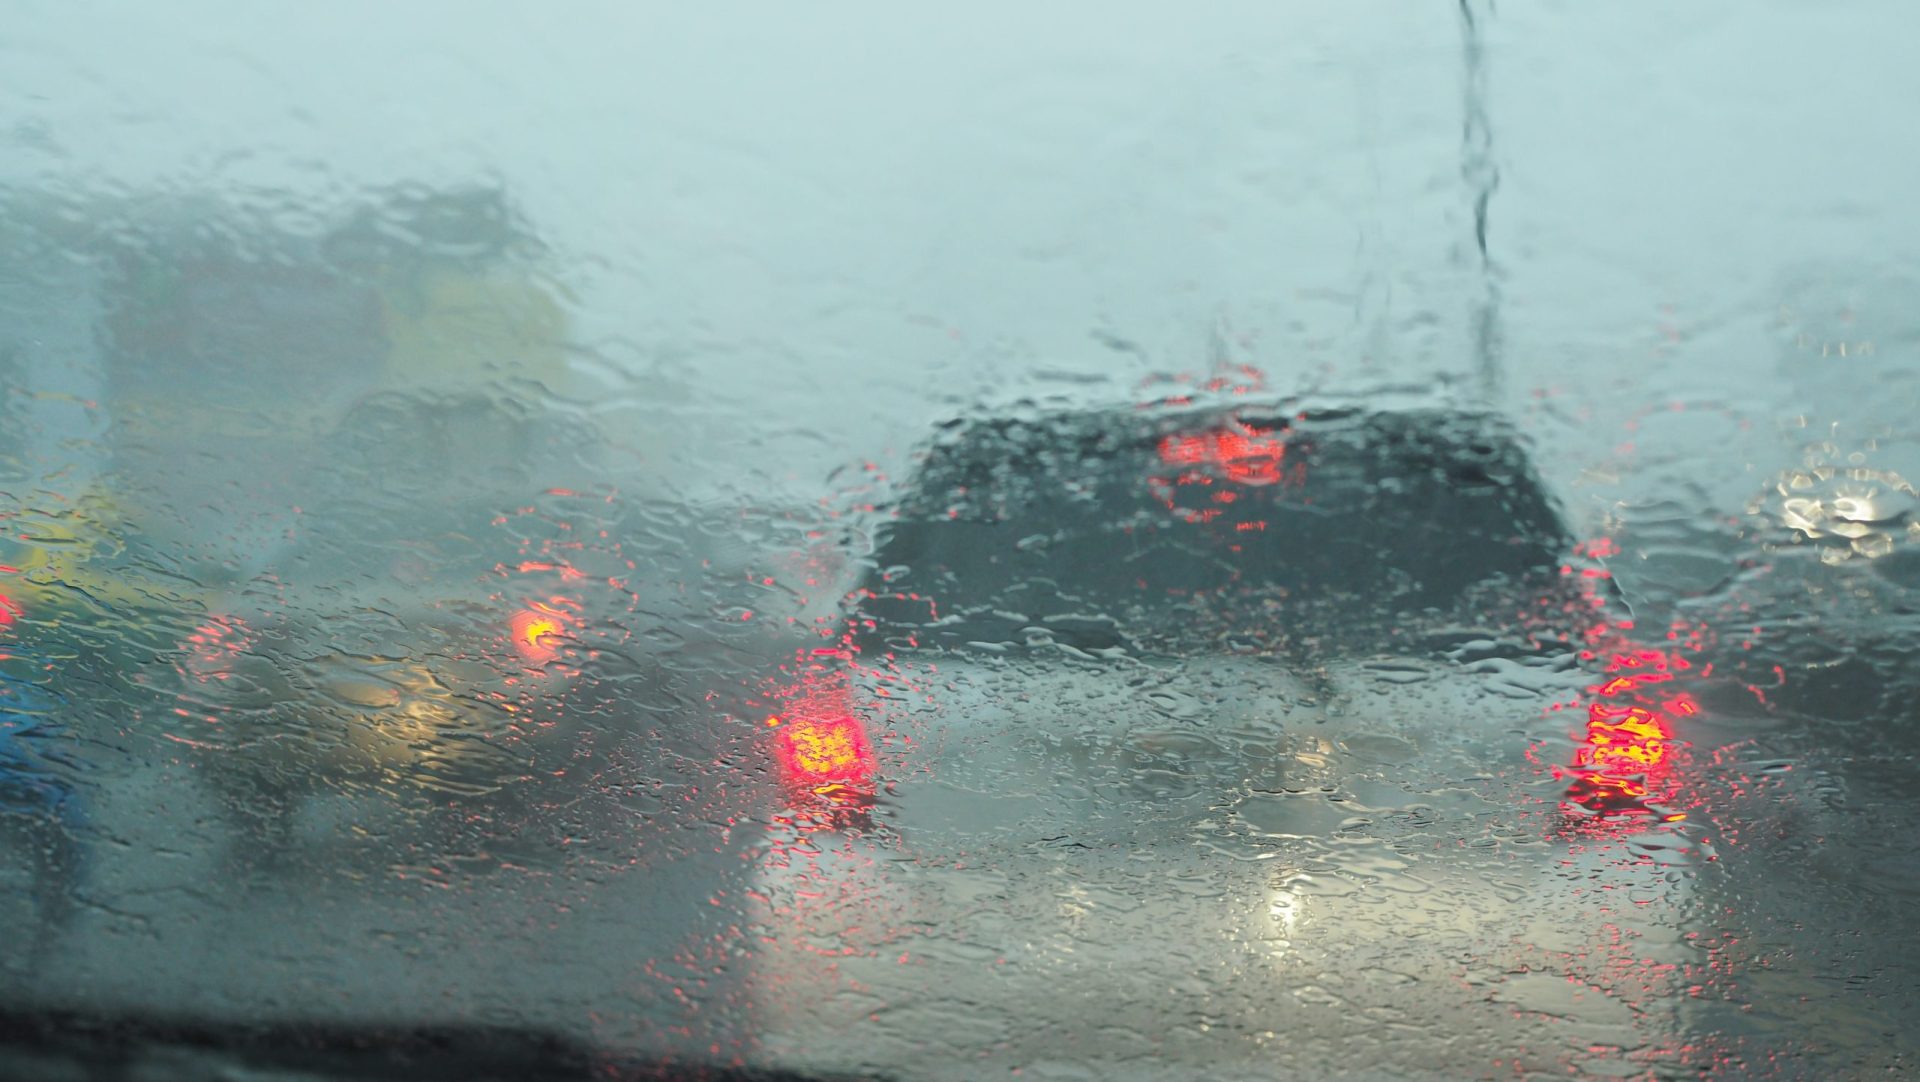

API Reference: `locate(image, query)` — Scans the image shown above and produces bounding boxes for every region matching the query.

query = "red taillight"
[766,664,876,803]
[1579,703,1673,770]
[1156,425,1290,486]
[771,713,874,788]
[510,606,564,663]
[1560,641,1695,820]
[509,598,580,668]
[1148,420,1302,525]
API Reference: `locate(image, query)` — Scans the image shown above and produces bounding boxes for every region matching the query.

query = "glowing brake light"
[770,713,874,789]
[1156,425,1290,486]
[510,601,576,665]
[765,661,877,805]
[1148,420,1302,525]
[1560,637,1695,819]
[1580,703,1671,769]
[1568,700,1677,812]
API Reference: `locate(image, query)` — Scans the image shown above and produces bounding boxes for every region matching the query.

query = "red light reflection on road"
[0,591,18,629]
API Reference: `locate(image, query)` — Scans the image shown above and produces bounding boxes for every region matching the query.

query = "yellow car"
[4,186,595,857]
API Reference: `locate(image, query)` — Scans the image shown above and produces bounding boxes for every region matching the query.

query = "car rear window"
[850,405,1576,660]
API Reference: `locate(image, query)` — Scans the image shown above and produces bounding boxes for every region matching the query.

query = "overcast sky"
[6,2,1916,499]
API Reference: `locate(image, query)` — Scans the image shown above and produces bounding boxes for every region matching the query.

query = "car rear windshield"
[849,404,1577,660]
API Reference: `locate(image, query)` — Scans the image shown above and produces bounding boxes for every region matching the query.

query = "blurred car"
[743,398,1723,1080]
[0,186,611,863]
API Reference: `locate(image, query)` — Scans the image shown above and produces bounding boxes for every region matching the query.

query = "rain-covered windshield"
[5,3,1920,1079]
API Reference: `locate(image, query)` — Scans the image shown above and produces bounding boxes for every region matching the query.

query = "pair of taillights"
[764,642,1696,823]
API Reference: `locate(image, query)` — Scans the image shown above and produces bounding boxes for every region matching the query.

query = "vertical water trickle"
[1459,0,1503,403]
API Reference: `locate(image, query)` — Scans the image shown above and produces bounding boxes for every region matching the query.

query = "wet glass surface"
[3,3,1919,1078]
